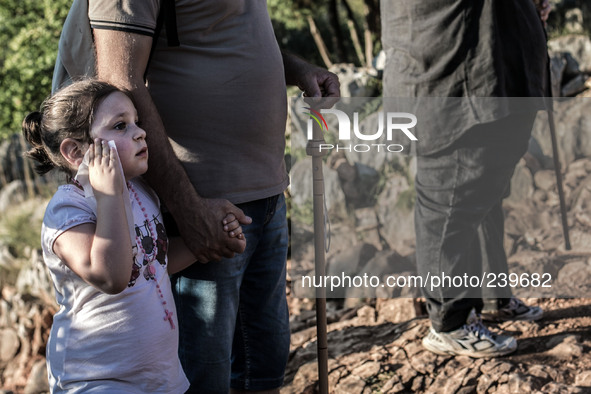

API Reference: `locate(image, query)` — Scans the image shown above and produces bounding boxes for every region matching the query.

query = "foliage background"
[0,0,381,142]
[0,0,71,141]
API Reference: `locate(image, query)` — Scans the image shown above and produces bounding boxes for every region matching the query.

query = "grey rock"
[0,180,26,215]
[575,370,591,387]
[326,243,378,298]
[540,382,585,393]
[548,35,591,74]
[334,374,367,393]
[532,99,591,169]
[549,53,567,97]
[534,169,557,191]
[565,8,585,34]
[0,135,27,189]
[338,162,381,208]
[327,243,378,278]
[334,157,356,182]
[546,334,583,358]
[23,359,49,394]
[562,74,587,97]
[507,373,536,393]
[375,298,422,324]
[329,63,378,97]
[0,328,19,362]
[375,176,415,254]
[557,261,591,289]
[16,252,54,300]
[354,208,382,250]
[506,160,534,205]
[289,157,347,220]
[354,163,380,205]
[351,361,380,380]
[373,50,386,72]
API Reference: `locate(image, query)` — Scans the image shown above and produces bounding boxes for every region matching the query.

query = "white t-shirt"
[41,178,189,393]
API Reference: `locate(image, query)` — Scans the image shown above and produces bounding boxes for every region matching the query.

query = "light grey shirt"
[89,0,289,203]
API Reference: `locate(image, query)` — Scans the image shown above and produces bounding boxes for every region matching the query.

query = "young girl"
[23,80,242,393]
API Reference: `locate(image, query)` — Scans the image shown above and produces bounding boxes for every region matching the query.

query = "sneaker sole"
[422,338,518,358]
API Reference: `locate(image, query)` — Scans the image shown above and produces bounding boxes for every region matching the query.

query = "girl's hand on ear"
[88,139,125,199]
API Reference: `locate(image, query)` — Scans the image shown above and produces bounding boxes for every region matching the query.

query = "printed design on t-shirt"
[127,214,168,287]
[129,245,141,286]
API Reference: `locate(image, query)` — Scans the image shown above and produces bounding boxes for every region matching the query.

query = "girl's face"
[90,92,148,180]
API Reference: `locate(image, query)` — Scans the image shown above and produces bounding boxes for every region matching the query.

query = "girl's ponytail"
[22,111,56,175]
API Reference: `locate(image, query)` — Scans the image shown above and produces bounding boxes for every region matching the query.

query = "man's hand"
[282,52,341,103]
[534,0,551,26]
[297,66,341,99]
[177,198,252,263]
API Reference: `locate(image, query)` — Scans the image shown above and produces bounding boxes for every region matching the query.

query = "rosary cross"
[164,309,175,330]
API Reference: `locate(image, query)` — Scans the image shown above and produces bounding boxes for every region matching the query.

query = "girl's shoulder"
[42,183,97,257]
[43,183,96,228]
[47,183,91,208]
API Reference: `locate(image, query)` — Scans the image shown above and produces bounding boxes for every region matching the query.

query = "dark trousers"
[414,112,537,332]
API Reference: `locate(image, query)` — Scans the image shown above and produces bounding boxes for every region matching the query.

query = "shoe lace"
[466,316,495,340]
[509,297,524,309]
[506,297,530,315]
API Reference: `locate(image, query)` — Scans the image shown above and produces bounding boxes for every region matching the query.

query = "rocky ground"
[282,297,591,393]
[281,158,591,393]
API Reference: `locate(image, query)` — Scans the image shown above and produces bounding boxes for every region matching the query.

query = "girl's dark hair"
[22,79,132,176]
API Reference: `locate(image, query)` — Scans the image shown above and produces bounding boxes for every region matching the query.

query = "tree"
[0,0,70,141]
[268,0,381,69]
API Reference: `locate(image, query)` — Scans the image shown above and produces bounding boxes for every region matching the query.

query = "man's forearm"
[128,84,205,213]
[282,51,311,87]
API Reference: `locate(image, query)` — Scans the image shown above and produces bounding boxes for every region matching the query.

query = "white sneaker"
[481,297,543,322]
[422,309,517,358]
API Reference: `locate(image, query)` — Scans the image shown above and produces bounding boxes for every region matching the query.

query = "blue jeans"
[414,113,537,332]
[170,194,290,393]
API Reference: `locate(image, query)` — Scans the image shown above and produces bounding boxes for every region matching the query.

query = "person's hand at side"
[534,0,551,26]
[282,52,341,109]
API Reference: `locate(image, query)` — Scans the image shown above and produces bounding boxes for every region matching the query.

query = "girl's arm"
[53,140,132,294]
[167,214,243,274]
[166,237,197,275]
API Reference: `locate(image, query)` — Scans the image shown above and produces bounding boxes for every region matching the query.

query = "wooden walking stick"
[545,96,571,250]
[539,0,571,250]
[305,105,329,394]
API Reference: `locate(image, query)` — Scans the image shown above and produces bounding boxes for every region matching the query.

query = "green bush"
[0,0,70,141]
